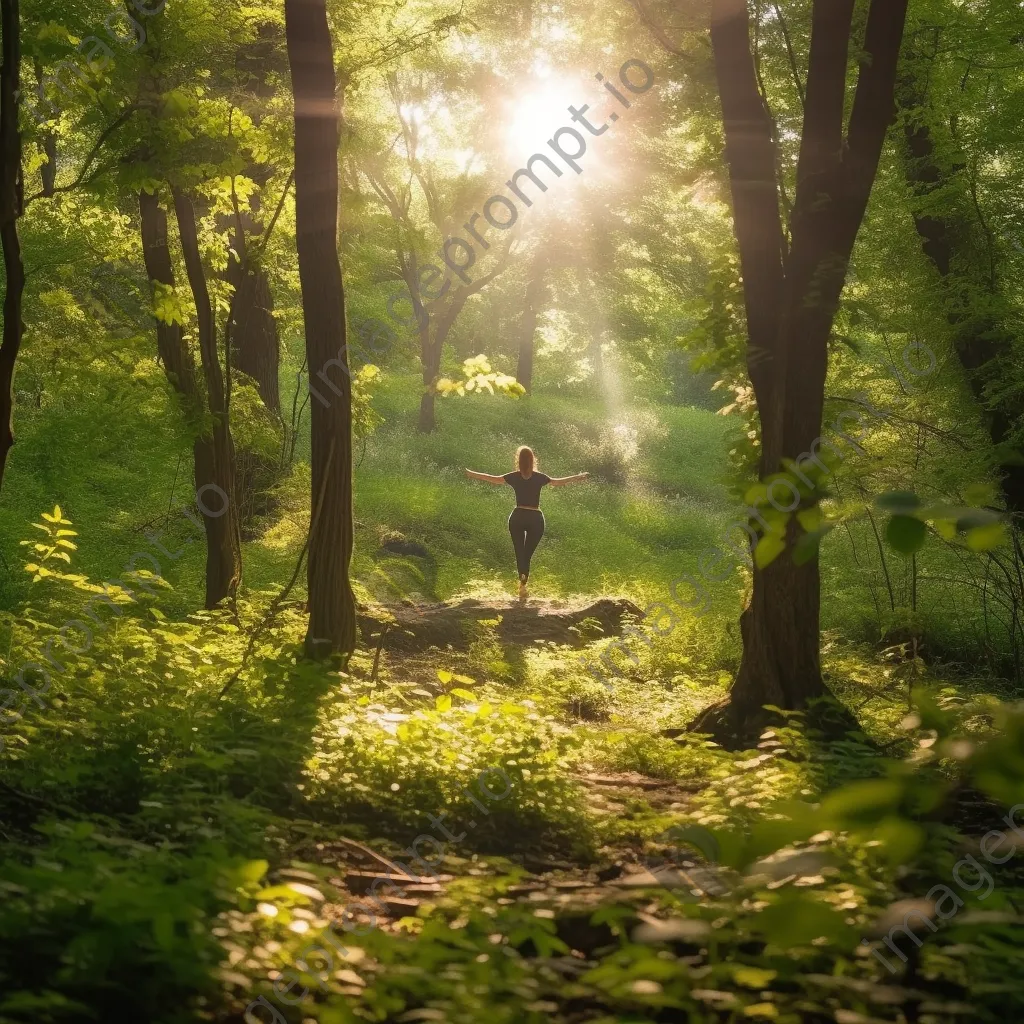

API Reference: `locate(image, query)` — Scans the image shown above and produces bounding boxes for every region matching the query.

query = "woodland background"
[1,1,1024,1022]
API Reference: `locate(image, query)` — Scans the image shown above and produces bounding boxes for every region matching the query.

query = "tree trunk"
[139,191,197,398]
[417,302,440,433]
[285,0,357,658]
[589,333,603,379]
[700,0,910,740]
[897,44,1024,517]
[139,189,237,608]
[224,27,284,416]
[226,250,280,414]
[0,0,23,493]
[418,388,436,433]
[413,272,486,434]
[171,188,243,609]
[227,241,281,534]
[517,323,534,395]
[221,182,282,531]
[33,60,55,198]
[39,134,56,198]
[517,250,547,394]
[418,330,442,432]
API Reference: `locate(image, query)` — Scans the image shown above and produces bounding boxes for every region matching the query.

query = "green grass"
[346,374,739,602]
[0,366,741,618]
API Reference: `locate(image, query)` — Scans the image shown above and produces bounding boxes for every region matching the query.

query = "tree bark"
[224,26,285,415]
[33,59,55,198]
[702,0,910,739]
[418,379,438,433]
[139,189,240,609]
[226,246,280,414]
[897,42,1024,518]
[139,191,197,398]
[517,250,547,394]
[171,188,243,608]
[0,0,23,493]
[285,0,357,657]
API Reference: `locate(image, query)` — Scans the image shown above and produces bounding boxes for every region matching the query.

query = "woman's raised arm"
[548,472,590,486]
[465,469,506,485]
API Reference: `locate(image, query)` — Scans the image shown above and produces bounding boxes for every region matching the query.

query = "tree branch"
[771,2,805,105]
[795,0,854,191]
[843,0,912,220]
[25,105,137,205]
[624,0,684,56]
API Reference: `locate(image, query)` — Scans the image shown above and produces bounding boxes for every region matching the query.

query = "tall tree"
[139,189,240,608]
[360,73,514,433]
[285,0,357,657]
[897,22,1024,520]
[517,247,548,394]
[128,3,247,610]
[0,0,23,491]
[171,189,244,607]
[694,0,911,737]
[224,22,286,415]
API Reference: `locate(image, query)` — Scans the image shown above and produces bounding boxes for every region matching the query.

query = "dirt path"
[290,768,725,958]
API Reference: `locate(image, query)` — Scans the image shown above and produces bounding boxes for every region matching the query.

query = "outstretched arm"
[548,472,590,486]
[465,469,506,485]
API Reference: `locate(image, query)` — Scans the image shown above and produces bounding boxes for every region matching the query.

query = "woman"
[465,446,589,602]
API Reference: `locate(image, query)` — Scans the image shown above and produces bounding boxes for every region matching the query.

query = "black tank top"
[503,471,550,507]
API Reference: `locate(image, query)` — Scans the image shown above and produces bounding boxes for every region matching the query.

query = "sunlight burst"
[503,80,575,157]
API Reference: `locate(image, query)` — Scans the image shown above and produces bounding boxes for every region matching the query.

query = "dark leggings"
[508,507,545,580]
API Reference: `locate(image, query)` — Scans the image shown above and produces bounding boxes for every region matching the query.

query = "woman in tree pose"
[465,446,589,602]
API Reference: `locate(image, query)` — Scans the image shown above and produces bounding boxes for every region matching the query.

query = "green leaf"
[437,669,453,685]
[238,859,269,886]
[435,695,452,713]
[751,895,855,948]
[955,508,1002,532]
[152,912,176,951]
[820,778,904,826]
[732,966,777,990]
[885,514,926,555]
[796,506,822,533]
[964,482,997,506]
[451,688,476,700]
[966,522,1008,551]
[744,482,769,507]
[876,491,922,514]
[872,817,925,865]
[793,525,834,566]
[754,532,786,569]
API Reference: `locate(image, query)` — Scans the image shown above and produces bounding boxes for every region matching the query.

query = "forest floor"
[195,594,1020,1024]
[3,567,1022,1023]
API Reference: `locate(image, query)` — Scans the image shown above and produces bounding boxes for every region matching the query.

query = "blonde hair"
[516,445,536,476]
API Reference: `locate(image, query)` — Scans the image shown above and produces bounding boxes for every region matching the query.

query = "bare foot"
[518,579,528,604]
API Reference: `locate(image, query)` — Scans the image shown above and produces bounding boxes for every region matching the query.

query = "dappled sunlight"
[5,0,1024,1022]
